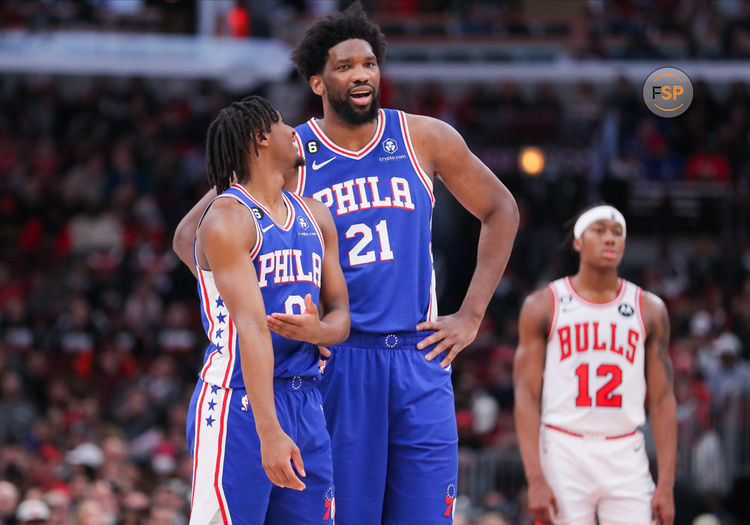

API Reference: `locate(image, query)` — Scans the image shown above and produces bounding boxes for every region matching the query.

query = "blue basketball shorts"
[186,377,335,524]
[317,331,458,524]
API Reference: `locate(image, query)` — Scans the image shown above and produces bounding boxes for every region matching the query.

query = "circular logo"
[251,207,264,220]
[447,484,457,499]
[618,303,635,317]
[642,67,693,118]
[306,140,320,154]
[297,216,309,230]
[384,334,398,348]
[382,138,398,154]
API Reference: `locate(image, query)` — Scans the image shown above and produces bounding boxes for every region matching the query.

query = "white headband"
[574,206,626,239]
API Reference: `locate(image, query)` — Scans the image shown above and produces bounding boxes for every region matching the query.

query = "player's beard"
[328,86,380,125]
[294,154,305,168]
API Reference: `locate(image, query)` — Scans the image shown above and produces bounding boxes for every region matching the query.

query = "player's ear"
[254,131,269,148]
[310,75,325,97]
[573,237,582,253]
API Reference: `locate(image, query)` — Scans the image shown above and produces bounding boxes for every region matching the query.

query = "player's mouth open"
[349,88,372,106]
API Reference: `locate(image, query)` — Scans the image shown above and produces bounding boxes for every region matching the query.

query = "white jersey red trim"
[542,277,647,436]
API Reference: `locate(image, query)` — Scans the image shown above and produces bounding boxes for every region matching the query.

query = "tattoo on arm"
[657,307,673,383]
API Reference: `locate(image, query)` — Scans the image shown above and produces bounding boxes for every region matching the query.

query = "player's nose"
[351,64,372,82]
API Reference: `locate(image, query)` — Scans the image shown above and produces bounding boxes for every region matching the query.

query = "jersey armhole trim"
[398,110,435,206]
[546,283,559,342]
[635,286,647,339]
[294,132,306,196]
[194,193,262,270]
[210,193,263,261]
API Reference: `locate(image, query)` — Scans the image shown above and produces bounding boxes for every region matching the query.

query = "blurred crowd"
[4,0,750,61]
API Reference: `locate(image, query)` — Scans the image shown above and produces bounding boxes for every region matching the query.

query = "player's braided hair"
[206,95,279,194]
[290,1,387,80]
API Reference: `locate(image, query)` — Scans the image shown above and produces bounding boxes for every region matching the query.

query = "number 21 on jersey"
[346,220,394,266]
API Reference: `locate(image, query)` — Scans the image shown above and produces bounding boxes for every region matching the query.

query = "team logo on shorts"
[241,395,249,412]
[297,216,309,230]
[382,138,398,154]
[306,140,320,154]
[251,207,264,220]
[323,486,335,520]
[444,484,456,517]
[618,303,635,317]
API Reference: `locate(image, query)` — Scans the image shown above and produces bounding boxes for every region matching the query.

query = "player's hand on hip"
[267,294,324,344]
[416,312,480,367]
[527,477,558,525]
[650,483,674,525]
[259,428,307,491]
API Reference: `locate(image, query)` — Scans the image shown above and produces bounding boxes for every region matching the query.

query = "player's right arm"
[198,198,306,491]
[173,189,217,278]
[513,287,558,524]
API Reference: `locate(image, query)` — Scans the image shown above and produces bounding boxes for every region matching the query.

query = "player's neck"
[318,109,379,151]
[571,268,621,302]
[241,167,288,223]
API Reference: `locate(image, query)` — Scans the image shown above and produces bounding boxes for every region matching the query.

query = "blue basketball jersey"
[294,108,437,334]
[195,184,324,387]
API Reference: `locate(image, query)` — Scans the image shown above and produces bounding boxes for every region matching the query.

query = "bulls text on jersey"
[556,322,640,364]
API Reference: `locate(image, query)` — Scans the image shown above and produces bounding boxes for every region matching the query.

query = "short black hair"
[205,96,279,194]
[290,1,387,80]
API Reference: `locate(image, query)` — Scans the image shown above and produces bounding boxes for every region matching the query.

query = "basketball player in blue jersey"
[187,96,349,524]
[174,4,518,523]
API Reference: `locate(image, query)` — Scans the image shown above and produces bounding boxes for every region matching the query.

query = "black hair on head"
[560,201,615,251]
[205,95,279,194]
[290,1,387,80]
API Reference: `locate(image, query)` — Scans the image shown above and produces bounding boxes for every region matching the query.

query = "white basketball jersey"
[541,277,647,435]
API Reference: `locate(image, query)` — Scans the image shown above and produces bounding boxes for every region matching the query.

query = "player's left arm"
[266,198,350,347]
[642,291,676,525]
[410,114,519,366]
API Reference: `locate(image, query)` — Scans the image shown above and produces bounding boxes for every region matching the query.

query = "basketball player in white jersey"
[514,204,676,525]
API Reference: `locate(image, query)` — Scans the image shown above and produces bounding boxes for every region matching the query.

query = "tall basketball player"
[188,96,349,524]
[513,204,676,525]
[175,4,518,523]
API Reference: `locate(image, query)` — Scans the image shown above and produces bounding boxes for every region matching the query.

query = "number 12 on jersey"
[346,220,394,266]
[575,363,623,408]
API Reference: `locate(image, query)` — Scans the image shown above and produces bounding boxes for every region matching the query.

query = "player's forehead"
[326,39,375,64]
[585,219,623,232]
